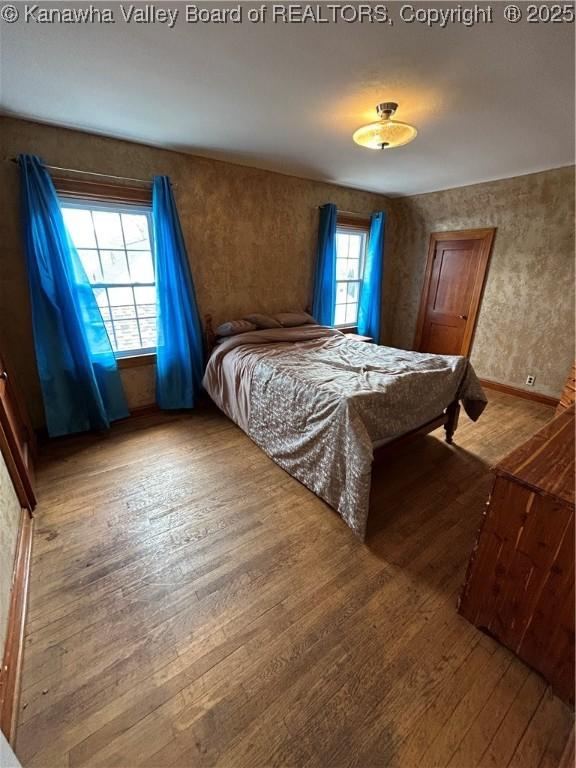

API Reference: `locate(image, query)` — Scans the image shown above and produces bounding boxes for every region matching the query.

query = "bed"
[202,320,487,539]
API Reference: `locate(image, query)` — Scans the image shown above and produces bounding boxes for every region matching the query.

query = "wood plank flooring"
[16,392,573,767]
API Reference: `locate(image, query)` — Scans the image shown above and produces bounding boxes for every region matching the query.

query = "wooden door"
[414,229,495,357]
[0,355,36,512]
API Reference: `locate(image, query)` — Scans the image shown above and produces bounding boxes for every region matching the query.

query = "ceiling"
[1,3,574,196]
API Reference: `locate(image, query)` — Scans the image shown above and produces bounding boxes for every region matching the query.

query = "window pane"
[336,259,348,280]
[92,211,125,249]
[100,250,130,283]
[62,208,97,248]
[136,303,156,319]
[104,321,116,347]
[128,251,154,283]
[336,232,349,258]
[78,250,103,283]
[347,282,359,301]
[346,261,360,279]
[345,303,358,323]
[134,286,156,305]
[108,286,134,306]
[114,320,141,351]
[334,305,346,325]
[93,288,111,322]
[93,287,108,309]
[139,317,157,347]
[336,283,346,303]
[121,214,151,250]
[348,235,361,260]
[111,305,136,320]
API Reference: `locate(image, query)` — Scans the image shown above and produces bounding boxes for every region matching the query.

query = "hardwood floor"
[16,392,573,767]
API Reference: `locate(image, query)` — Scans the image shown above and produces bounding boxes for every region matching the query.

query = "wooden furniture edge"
[0,356,37,460]
[479,378,558,408]
[556,361,576,417]
[490,405,574,503]
[413,228,496,356]
[0,508,34,745]
[0,419,34,512]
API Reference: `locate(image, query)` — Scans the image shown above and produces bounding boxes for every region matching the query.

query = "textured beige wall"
[385,167,575,398]
[1,116,573,422]
[0,116,390,425]
[0,451,21,654]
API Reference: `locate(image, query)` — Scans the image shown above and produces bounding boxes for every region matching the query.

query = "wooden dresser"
[557,361,576,417]
[459,406,575,706]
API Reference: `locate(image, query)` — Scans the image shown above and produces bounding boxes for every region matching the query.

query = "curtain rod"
[9,157,152,186]
[317,206,370,218]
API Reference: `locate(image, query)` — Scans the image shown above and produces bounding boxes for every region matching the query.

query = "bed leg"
[445,401,460,444]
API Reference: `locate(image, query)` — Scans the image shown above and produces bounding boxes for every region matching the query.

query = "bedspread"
[203,326,487,538]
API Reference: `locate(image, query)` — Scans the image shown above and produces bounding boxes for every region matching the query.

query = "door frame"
[413,228,496,357]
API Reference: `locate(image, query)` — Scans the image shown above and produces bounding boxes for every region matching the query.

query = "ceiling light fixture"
[353,102,417,150]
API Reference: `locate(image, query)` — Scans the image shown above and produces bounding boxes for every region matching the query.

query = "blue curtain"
[358,212,386,342]
[153,176,204,409]
[19,154,128,437]
[311,203,337,326]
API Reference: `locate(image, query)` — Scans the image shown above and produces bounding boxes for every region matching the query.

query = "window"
[61,201,156,357]
[334,219,369,327]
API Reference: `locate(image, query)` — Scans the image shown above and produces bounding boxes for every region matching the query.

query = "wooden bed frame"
[373,400,460,464]
[202,313,461,453]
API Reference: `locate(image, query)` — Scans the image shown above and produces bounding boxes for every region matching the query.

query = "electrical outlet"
[526,375,535,386]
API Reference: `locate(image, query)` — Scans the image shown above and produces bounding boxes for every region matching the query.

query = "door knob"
[458,315,468,320]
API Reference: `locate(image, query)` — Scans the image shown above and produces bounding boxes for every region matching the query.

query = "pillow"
[216,319,258,337]
[274,311,317,327]
[244,313,282,329]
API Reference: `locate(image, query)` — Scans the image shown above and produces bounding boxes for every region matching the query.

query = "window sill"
[117,353,156,369]
[338,326,359,334]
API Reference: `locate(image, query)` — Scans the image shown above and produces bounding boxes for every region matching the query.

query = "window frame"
[334,215,371,330]
[58,192,157,361]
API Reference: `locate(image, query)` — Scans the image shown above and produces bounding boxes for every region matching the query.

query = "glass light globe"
[353,103,417,150]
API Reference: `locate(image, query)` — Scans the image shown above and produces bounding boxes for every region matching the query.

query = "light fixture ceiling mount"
[353,102,417,150]
[376,101,399,119]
